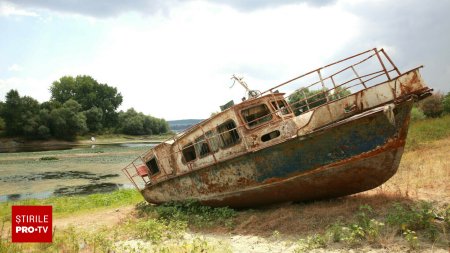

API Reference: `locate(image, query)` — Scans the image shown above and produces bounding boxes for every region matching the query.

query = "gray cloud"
[333,0,450,92]
[3,0,175,17]
[208,0,336,11]
[5,0,336,17]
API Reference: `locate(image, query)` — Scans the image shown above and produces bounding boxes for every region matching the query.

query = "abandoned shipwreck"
[123,48,431,208]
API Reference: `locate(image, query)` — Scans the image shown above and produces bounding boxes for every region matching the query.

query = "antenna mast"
[231,74,260,99]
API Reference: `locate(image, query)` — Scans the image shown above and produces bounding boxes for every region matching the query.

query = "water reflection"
[0,171,119,183]
[54,183,123,196]
[0,142,156,153]
[0,183,131,202]
[0,192,53,202]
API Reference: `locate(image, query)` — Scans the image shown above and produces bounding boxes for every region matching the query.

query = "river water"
[0,142,156,202]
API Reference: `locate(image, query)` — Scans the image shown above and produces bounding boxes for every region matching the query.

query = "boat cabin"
[134,93,296,185]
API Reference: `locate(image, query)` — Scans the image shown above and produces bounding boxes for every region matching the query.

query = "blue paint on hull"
[252,106,403,182]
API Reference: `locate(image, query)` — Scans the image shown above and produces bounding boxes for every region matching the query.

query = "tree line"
[0,75,169,140]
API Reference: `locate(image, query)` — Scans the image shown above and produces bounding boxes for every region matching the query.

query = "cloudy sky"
[0,0,449,120]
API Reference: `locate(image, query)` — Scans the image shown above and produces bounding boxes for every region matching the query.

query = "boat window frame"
[145,156,161,176]
[194,135,211,158]
[270,99,292,116]
[181,142,197,163]
[240,103,273,129]
[205,129,220,153]
[217,119,241,149]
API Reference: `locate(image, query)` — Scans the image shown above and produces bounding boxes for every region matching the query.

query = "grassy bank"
[0,189,142,222]
[406,114,450,149]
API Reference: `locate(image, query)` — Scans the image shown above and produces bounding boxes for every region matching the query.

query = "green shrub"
[420,94,444,118]
[403,229,419,250]
[386,201,440,241]
[410,106,426,121]
[295,234,327,252]
[443,92,450,113]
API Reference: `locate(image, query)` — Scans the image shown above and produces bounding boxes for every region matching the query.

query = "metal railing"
[261,48,400,115]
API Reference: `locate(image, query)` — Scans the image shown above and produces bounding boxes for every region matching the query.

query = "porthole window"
[261,130,281,142]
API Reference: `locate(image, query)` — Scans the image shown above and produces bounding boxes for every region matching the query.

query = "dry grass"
[380,136,450,204]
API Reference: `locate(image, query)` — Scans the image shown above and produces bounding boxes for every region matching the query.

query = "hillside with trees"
[0,75,169,140]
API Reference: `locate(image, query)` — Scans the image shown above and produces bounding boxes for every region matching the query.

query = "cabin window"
[145,157,160,175]
[217,120,240,148]
[205,130,220,152]
[194,135,211,158]
[261,130,281,142]
[182,143,196,163]
[271,100,291,115]
[241,104,273,128]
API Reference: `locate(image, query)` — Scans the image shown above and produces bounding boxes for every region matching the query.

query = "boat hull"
[141,99,413,208]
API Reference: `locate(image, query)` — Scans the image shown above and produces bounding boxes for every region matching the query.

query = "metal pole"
[318,70,329,102]
[351,65,367,89]
[381,49,401,76]
[374,48,391,80]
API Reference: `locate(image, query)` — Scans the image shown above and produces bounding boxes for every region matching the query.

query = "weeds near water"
[136,200,236,228]
[39,156,59,161]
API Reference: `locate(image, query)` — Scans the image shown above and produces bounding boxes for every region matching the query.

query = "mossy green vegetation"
[136,200,237,228]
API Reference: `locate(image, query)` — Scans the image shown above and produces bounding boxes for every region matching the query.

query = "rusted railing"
[261,48,400,115]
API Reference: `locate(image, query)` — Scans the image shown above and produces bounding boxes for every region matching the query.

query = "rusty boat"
[123,48,431,208]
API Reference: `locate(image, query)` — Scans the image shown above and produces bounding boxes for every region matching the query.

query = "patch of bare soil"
[53,205,135,231]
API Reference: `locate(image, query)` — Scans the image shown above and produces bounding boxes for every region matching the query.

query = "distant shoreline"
[0,134,171,153]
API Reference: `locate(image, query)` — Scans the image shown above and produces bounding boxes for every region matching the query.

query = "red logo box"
[12,206,52,243]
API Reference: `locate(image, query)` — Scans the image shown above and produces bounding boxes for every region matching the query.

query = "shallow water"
[0,142,157,153]
[0,143,155,202]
